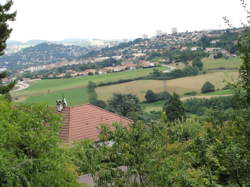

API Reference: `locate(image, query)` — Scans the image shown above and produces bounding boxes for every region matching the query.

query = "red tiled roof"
[60,104,131,142]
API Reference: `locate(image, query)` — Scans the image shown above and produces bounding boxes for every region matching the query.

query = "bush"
[201,81,215,93]
[183,96,234,115]
[90,99,107,109]
[145,90,158,103]
[192,58,203,70]
[184,91,197,96]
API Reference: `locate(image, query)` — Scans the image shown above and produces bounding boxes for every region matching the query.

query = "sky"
[6,0,250,41]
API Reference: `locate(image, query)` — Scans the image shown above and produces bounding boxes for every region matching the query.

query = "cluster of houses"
[48,61,155,78]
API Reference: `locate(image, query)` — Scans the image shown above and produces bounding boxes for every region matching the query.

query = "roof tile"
[60,104,131,142]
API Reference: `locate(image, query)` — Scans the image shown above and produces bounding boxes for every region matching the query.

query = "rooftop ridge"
[68,104,133,124]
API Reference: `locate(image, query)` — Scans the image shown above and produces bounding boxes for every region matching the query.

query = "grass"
[202,57,242,70]
[96,71,238,101]
[12,67,165,106]
[142,100,165,113]
[23,87,89,106]
[199,89,233,96]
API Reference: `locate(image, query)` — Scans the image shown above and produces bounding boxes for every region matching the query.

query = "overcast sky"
[7,0,250,41]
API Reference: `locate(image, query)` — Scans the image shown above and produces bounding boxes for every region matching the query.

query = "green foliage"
[187,109,250,186]
[87,81,96,90]
[0,0,16,55]
[150,65,199,80]
[238,29,250,105]
[184,96,234,115]
[201,81,215,93]
[192,58,203,70]
[87,81,106,109]
[163,93,186,121]
[73,120,207,186]
[0,98,81,186]
[0,1,16,99]
[145,90,157,103]
[107,93,142,118]
[0,71,16,100]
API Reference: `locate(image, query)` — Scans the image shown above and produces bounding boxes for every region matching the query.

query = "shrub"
[201,81,215,93]
[145,90,158,103]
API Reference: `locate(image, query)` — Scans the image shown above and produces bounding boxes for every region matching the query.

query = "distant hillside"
[82,28,243,61]
[0,43,89,70]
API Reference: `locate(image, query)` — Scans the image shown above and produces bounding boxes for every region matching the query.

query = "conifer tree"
[163,93,186,121]
[0,0,16,98]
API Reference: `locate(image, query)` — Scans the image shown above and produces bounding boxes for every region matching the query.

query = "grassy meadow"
[12,67,164,106]
[96,71,238,101]
[202,57,242,70]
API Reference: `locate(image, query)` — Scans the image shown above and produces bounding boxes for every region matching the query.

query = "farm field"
[202,57,242,70]
[12,67,164,106]
[96,71,238,101]
[142,89,233,113]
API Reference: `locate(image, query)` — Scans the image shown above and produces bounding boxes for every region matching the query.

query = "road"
[162,64,176,73]
[13,81,30,92]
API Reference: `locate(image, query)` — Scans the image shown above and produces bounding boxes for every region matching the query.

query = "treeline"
[147,49,208,63]
[149,66,200,80]
[22,58,122,79]
[184,96,234,115]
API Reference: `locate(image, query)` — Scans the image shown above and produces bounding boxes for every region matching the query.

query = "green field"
[199,89,233,96]
[202,57,242,70]
[12,67,164,106]
[96,71,238,101]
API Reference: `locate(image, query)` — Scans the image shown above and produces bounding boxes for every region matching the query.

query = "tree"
[90,99,107,109]
[163,93,186,121]
[73,119,207,186]
[201,81,215,93]
[0,98,81,186]
[0,0,16,55]
[0,0,16,99]
[0,71,16,100]
[199,35,211,48]
[145,90,157,103]
[107,93,142,118]
[238,29,250,105]
[192,58,203,70]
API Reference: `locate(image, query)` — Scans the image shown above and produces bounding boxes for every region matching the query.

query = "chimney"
[56,98,67,112]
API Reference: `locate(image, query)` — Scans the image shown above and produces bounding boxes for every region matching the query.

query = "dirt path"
[13,81,30,92]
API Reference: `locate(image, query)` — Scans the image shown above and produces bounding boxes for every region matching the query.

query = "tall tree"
[107,93,142,118]
[163,93,186,121]
[0,0,16,99]
[145,90,157,103]
[192,57,203,70]
[238,29,250,105]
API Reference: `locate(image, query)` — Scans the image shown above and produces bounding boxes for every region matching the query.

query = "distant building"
[138,61,155,68]
[123,62,137,70]
[171,27,178,34]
